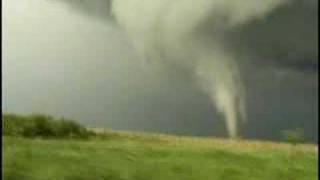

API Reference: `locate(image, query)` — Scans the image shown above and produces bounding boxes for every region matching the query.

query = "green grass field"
[3,130,318,180]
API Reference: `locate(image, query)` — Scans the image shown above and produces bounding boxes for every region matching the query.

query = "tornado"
[51,0,317,138]
[109,0,287,138]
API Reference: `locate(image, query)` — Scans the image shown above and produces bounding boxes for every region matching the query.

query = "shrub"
[2,113,91,139]
[2,114,29,136]
[55,119,90,138]
[282,128,305,146]
[23,114,56,137]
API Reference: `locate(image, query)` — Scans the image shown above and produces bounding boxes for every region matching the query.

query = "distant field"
[3,130,318,180]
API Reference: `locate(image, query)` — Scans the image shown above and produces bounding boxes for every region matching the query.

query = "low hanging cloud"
[61,0,317,74]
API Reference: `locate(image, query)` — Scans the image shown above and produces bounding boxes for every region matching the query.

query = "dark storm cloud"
[196,0,318,73]
[57,0,318,74]
[57,0,113,20]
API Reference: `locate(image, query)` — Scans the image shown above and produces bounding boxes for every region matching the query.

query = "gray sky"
[2,0,318,142]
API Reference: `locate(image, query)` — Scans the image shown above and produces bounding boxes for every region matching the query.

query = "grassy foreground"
[3,130,318,180]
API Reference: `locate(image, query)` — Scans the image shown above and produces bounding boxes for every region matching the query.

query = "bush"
[55,119,90,138]
[3,113,91,139]
[282,128,305,146]
[2,114,29,136]
[22,115,56,137]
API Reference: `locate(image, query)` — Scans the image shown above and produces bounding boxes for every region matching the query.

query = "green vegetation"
[282,128,306,146]
[2,113,92,138]
[2,114,318,180]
